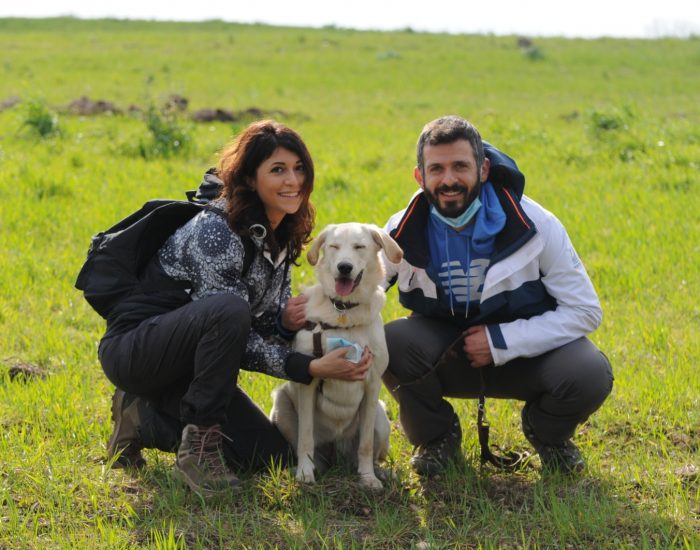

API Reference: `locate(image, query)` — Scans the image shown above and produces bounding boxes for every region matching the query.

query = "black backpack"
[75,169,253,320]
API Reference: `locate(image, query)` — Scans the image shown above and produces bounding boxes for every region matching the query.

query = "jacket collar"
[390,187,536,269]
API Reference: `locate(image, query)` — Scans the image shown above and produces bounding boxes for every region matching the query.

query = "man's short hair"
[416,116,485,173]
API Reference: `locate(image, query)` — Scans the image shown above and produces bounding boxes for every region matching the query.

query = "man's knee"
[549,340,613,414]
[577,348,613,413]
[385,318,410,361]
[384,318,429,382]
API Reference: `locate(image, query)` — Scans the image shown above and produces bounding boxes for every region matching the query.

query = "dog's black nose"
[337,262,353,276]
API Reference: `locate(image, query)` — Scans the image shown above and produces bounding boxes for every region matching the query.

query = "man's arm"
[485,203,602,366]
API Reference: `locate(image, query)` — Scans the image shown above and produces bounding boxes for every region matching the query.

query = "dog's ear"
[307,225,332,266]
[368,225,403,264]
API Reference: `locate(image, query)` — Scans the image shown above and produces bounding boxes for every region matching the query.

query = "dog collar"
[303,320,341,331]
[330,297,359,311]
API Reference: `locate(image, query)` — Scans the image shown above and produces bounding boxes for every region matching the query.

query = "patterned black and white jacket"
[106,199,312,384]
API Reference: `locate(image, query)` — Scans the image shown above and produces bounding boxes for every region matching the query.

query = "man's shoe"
[174,424,241,497]
[107,389,146,469]
[410,413,462,476]
[521,408,585,474]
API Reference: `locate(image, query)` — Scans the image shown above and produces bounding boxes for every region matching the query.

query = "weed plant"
[137,106,192,159]
[19,99,60,138]
[0,17,698,549]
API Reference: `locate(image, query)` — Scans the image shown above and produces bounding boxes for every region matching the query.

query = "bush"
[589,104,635,132]
[21,99,60,138]
[522,45,544,61]
[137,106,192,159]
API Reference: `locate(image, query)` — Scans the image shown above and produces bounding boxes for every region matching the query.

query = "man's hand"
[281,294,308,332]
[463,325,494,368]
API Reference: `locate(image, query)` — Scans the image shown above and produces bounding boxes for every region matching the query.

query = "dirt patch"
[191,108,237,122]
[59,95,299,124]
[162,94,188,113]
[67,96,121,116]
[4,360,47,382]
[190,106,289,123]
[0,95,21,112]
[668,429,699,452]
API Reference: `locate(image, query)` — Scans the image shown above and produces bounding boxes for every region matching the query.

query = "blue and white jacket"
[383,144,602,366]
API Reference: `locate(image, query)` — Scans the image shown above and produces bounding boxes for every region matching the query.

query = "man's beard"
[423,183,480,218]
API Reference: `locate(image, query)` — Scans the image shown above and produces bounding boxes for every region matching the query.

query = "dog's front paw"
[374,465,396,483]
[296,457,316,484]
[358,472,383,491]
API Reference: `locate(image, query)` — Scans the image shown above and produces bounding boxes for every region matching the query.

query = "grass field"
[0,17,698,548]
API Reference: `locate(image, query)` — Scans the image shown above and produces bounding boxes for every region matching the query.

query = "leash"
[301,321,326,394]
[392,330,530,471]
[302,321,331,359]
[477,368,530,470]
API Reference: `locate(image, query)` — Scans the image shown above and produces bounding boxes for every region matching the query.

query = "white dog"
[270,223,403,489]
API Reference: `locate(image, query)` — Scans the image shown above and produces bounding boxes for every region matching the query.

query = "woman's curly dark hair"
[217,120,315,263]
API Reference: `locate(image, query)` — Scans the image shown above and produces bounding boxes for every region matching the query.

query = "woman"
[99,120,372,497]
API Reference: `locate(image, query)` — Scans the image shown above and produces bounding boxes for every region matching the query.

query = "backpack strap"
[187,169,257,276]
[202,205,255,278]
[240,234,255,278]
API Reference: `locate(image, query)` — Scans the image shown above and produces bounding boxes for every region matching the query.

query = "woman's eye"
[271,166,283,173]
[295,165,305,172]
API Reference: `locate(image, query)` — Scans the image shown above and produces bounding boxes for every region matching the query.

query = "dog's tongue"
[335,278,354,296]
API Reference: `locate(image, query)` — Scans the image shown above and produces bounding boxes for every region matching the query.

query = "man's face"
[415,139,490,218]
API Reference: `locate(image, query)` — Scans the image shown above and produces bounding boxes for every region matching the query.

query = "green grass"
[1,17,699,548]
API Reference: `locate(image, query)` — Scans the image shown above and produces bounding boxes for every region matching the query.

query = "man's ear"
[414,166,424,188]
[480,157,490,183]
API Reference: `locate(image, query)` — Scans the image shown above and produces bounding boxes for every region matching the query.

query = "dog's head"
[307,223,403,300]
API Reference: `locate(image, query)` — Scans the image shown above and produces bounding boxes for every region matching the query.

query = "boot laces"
[191,425,232,475]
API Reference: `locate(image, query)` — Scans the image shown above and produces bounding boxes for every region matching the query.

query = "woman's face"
[253,147,306,229]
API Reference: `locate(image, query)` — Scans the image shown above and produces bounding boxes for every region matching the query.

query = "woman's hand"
[308,346,372,382]
[281,294,308,332]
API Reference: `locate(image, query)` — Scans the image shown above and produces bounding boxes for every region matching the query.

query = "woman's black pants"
[99,294,291,470]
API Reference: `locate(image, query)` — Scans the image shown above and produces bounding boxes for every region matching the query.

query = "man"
[382,116,613,476]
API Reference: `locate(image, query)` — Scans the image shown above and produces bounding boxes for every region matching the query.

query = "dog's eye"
[328,244,340,250]
[353,245,365,250]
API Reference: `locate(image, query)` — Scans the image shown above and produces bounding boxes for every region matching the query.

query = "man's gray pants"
[382,315,613,447]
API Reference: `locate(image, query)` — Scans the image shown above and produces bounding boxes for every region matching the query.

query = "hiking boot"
[410,413,462,476]
[521,408,585,474]
[107,389,146,469]
[174,424,241,497]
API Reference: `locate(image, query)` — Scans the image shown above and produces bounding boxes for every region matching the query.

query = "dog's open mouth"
[335,271,363,297]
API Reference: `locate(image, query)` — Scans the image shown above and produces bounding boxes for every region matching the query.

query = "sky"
[2,0,699,38]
